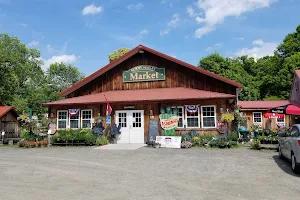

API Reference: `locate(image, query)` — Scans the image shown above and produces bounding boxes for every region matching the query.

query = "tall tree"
[277,25,300,58]
[108,48,130,62]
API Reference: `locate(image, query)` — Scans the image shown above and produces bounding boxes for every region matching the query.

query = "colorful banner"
[185,105,198,114]
[159,115,179,130]
[68,109,79,116]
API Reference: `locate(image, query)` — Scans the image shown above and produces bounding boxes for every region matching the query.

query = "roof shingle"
[238,100,290,110]
[43,87,236,106]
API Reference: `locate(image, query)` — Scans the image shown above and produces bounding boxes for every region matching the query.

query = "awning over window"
[42,87,236,106]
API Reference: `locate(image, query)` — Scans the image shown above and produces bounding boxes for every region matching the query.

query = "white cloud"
[160,29,170,36]
[27,40,39,47]
[139,29,149,37]
[127,3,144,10]
[168,14,180,28]
[42,54,79,70]
[235,39,277,60]
[160,14,180,36]
[82,4,103,15]
[194,0,276,38]
[253,39,264,46]
[195,16,205,23]
[187,6,196,17]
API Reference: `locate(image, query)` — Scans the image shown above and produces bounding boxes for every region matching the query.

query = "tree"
[277,25,300,58]
[108,48,130,62]
[46,62,85,92]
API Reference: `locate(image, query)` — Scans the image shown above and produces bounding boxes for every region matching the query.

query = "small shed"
[0,103,19,142]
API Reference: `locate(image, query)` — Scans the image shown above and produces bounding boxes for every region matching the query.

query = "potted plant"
[153,142,161,148]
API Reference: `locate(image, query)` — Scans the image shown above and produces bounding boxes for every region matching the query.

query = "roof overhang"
[59,45,243,97]
[43,87,236,106]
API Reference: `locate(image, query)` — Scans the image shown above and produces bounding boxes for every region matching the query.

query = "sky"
[0,0,300,76]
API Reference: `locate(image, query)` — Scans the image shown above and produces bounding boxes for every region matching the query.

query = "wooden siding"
[66,51,236,98]
[0,111,19,139]
[50,99,230,142]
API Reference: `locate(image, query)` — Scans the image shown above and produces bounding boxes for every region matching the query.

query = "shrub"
[250,140,261,150]
[96,135,109,146]
[53,129,97,145]
[20,129,44,141]
[230,131,239,141]
[193,137,199,144]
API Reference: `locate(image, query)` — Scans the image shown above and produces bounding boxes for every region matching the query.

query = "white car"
[278,124,300,173]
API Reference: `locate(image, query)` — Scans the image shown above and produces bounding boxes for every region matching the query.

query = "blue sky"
[0,0,300,75]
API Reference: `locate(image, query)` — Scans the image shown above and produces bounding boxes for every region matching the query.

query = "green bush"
[20,128,44,141]
[250,140,261,150]
[52,129,97,145]
[230,131,238,141]
[96,135,109,146]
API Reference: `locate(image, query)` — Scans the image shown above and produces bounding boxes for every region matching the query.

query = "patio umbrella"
[263,113,285,119]
[269,104,300,115]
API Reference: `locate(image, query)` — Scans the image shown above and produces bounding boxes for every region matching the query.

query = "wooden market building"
[43,45,243,144]
[0,100,19,142]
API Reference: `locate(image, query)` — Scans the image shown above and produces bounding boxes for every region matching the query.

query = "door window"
[132,112,142,128]
[118,112,127,128]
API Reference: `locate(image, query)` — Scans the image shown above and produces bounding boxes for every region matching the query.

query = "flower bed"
[19,140,48,148]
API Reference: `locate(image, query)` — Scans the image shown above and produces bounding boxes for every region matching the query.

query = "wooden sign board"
[123,65,165,83]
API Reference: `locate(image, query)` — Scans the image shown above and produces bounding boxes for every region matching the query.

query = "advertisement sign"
[159,115,179,130]
[156,136,181,149]
[123,65,165,83]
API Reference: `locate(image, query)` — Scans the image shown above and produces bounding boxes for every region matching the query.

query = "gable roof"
[0,106,18,118]
[60,44,243,97]
[238,100,290,110]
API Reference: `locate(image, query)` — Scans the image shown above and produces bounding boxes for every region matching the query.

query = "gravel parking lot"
[0,146,299,200]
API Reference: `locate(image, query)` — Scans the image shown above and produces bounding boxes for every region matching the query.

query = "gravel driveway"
[0,146,299,200]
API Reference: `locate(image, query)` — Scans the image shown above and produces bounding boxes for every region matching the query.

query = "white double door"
[115,110,144,144]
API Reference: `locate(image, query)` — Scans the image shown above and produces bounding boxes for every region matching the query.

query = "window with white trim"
[253,112,262,127]
[70,112,80,129]
[57,110,68,130]
[172,106,184,128]
[81,110,92,129]
[276,115,285,127]
[186,106,200,128]
[201,106,216,128]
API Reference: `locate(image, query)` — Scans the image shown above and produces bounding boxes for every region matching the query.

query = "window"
[253,112,262,127]
[172,106,184,128]
[69,112,80,129]
[57,110,68,130]
[276,116,285,128]
[291,126,300,137]
[81,110,92,129]
[186,105,200,128]
[201,106,216,128]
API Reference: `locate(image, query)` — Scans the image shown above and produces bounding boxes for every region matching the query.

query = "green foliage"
[230,131,239,141]
[108,48,130,62]
[96,135,109,146]
[20,128,44,141]
[0,34,85,117]
[198,25,300,100]
[51,129,97,145]
[250,140,261,150]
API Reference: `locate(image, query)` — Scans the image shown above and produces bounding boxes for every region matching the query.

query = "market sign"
[159,115,179,130]
[123,65,165,83]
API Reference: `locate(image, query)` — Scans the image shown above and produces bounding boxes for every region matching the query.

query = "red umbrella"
[270,104,300,115]
[264,113,285,119]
